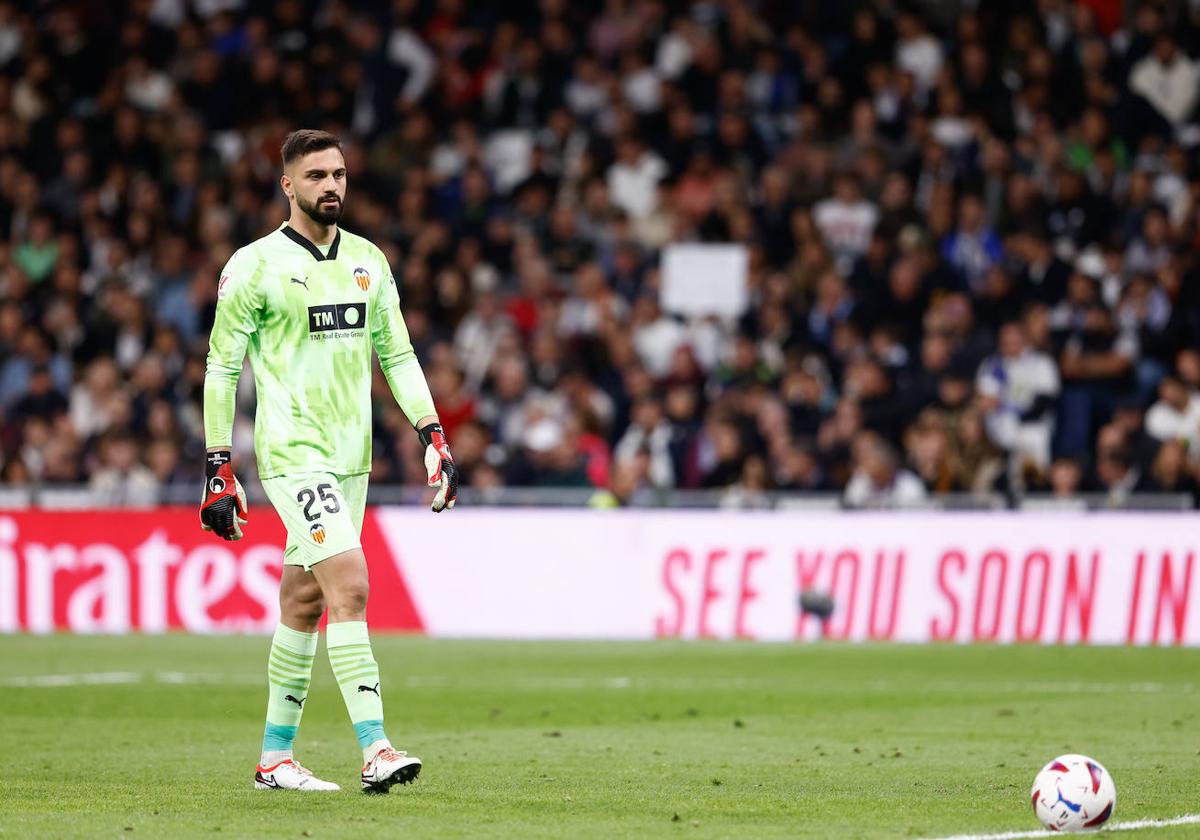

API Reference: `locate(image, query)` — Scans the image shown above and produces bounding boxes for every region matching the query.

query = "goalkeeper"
[201,129,457,793]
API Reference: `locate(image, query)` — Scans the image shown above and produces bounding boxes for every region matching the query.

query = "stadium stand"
[1,0,1199,509]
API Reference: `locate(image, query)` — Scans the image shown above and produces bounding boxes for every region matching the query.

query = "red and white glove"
[200,449,249,540]
[418,423,458,512]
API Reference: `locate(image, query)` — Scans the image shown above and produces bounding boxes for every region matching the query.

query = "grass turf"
[0,636,1197,839]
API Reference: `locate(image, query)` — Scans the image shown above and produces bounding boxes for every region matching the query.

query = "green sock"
[327,621,389,759]
[261,623,317,766]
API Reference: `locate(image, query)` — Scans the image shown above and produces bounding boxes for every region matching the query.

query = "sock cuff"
[354,721,387,749]
[273,623,319,656]
[262,722,299,751]
[326,620,370,649]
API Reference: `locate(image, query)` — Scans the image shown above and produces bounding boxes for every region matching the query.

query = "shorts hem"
[284,541,363,571]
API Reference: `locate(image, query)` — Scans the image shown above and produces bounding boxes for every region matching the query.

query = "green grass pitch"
[1,636,1197,839]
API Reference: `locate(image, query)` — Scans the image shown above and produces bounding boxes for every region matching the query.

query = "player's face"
[285,147,347,225]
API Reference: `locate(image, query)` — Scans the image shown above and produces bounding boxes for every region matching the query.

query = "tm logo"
[308,302,366,333]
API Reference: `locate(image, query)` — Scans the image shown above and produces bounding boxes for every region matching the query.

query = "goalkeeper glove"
[418,422,458,512]
[200,449,249,540]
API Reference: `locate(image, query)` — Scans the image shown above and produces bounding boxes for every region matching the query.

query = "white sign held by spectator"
[660,244,749,319]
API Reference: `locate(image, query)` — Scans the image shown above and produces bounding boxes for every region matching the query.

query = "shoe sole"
[254,780,339,791]
[254,782,340,791]
[361,760,422,794]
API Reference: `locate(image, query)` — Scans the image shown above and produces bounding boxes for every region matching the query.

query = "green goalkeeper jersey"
[204,223,436,478]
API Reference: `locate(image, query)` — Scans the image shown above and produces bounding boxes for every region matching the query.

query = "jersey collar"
[280,223,341,261]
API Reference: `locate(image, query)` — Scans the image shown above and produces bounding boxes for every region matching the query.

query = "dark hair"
[280,129,342,166]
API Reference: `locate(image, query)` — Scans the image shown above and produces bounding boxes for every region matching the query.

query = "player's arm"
[200,251,262,539]
[370,262,458,512]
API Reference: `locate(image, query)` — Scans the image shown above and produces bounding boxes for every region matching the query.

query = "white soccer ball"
[1031,754,1116,832]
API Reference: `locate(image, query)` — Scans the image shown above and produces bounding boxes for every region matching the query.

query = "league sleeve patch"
[217,273,231,300]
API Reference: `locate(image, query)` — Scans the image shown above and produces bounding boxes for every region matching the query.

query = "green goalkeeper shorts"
[261,472,369,571]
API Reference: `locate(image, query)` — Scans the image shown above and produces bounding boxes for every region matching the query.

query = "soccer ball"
[1031,754,1116,832]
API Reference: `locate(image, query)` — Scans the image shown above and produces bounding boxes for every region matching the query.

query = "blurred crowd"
[2,0,1200,507]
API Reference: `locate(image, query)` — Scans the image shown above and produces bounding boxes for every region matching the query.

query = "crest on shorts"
[353,267,371,291]
[310,522,326,544]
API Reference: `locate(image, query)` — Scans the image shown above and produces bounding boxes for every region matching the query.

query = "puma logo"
[357,683,380,696]
[1055,789,1082,814]
[291,277,309,290]
[284,694,306,708]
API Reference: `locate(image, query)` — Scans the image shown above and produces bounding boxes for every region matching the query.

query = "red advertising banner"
[0,509,421,634]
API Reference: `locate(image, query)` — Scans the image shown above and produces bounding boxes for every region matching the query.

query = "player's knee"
[280,590,325,629]
[297,595,326,625]
[329,579,369,618]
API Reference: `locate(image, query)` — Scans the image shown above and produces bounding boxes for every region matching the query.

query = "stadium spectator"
[89,428,158,507]
[843,432,927,509]
[613,394,674,488]
[942,193,1002,291]
[813,172,878,273]
[0,1,1199,511]
[1048,456,1084,499]
[976,321,1060,476]
[894,9,943,99]
[1145,375,1200,450]
[953,406,1006,495]
[1128,32,1200,133]
[1136,438,1199,499]
[607,135,667,221]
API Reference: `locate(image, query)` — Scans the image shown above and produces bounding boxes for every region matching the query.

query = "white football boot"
[361,747,422,793]
[254,758,340,791]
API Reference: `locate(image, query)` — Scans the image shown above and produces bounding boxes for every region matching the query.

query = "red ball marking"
[1083,801,1114,828]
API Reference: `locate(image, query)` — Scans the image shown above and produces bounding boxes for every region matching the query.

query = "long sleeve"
[204,249,264,447]
[371,264,436,426]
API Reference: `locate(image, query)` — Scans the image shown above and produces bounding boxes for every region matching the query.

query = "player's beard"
[298,192,343,226]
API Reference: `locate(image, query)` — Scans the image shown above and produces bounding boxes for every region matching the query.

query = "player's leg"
[310,546,378,742]
[311,542,421,793]
[257,569,321,765]
[255,475,340,791]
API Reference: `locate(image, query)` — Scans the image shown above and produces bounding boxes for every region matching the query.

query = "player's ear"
[280,172,292,200]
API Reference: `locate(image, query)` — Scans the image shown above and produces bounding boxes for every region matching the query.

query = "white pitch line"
[0,672,258,688]
[1,672,1192,694]
[154,671,262,685]
[925,813,1200,840]
[0,671,142,687]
